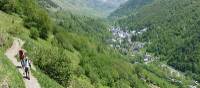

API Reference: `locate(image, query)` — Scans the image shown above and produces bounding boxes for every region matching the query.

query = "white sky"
[102,0,108,2]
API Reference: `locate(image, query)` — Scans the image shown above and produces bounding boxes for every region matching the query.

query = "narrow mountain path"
[5,38,41,88]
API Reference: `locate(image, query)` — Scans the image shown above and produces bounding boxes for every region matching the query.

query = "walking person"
[24,56,31,80]
[19,49,25,68]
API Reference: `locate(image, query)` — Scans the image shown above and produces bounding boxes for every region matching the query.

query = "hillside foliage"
[1,0,199,87]
[0,0,52,40]
[115,0,200,81]
[109,0,153,19]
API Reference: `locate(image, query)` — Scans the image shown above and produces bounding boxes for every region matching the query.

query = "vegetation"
[0,32,25,88]
[1,0,199,87]
[0,0,52,40]
[52,11,110,41]
[39,0,127,17]
[114,0,200,82]
[24,30,150,87]
[109,0,153,19]
[0,6,63,88]
[32,70,64,88]
[0,50,25,88]
[0,0,147,87]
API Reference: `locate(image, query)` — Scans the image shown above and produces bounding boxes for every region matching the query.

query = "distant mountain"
[39,0,127,17]
[109,0,153,19]
[87,0,128,15]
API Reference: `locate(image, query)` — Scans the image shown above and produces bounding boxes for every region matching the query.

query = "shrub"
[39,28,49,40]
[0,0,20,13]
[30,27,39,40]
[24,42,73,87]
[0,0,53,40]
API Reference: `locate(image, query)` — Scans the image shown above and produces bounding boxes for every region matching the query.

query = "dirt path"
[5,38,40,88]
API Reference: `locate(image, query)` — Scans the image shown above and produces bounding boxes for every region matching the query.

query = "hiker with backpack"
[19,49,32,80]
[24,56,31,80]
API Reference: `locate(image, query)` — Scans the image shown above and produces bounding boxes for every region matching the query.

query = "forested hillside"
[109,0,153,19]
[1,0,200,88]
[39,0,127,17]
[114,0,200,82]
[0,0,151,88]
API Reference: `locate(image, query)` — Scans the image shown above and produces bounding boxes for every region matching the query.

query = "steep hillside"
[0,0,149,88]
[115,0,200,82]
[0,30,25,88]
[1,0,199,88]
[0,49,25,88]
[109,0,153,19]
[0,10,63,88]
[39,0,127,17]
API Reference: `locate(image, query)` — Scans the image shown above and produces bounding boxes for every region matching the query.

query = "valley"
[108,26,199,88]
[1,0,200,88]
[39,0,127,17]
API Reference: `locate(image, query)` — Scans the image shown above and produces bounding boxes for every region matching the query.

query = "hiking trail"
[5,38,41,88]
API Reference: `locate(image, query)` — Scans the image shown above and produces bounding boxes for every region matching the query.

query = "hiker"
[24,56,31,80]
[19,49,25,68]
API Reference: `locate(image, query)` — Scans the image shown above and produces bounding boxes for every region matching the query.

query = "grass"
[32,70,64,88]
[0,10,64,88]
[0,50,25,88]
[0,11,29,38]
[0,12,25,87]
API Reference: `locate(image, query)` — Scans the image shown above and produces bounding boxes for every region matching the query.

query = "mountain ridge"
[39,0,128,17]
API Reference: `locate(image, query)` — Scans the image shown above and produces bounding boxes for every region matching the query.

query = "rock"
[1,80,9,88]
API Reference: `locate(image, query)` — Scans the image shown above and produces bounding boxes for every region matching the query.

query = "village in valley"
[108,27,200,88]
[108,27,155,63]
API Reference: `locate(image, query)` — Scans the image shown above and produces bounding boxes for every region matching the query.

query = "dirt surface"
[5,38,40,88]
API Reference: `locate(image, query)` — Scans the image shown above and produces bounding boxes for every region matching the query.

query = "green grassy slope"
[0,37,25,88]
[0,10,64,88]
[0,0,196,88]
[0,12,25,87]
[1,0,146,87]
[0,50,25,88]
[32,70,64,88]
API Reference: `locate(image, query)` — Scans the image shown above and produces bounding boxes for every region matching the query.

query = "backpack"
[24,59,31,68]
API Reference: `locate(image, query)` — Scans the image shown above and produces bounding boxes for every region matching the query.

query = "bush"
[39,28,49,40]
[0,0,53,40]
[55,32,74,51]
[24,41,73,87]
[22,0,52,39]
[30,27,39,40]
[0,0,21,13]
